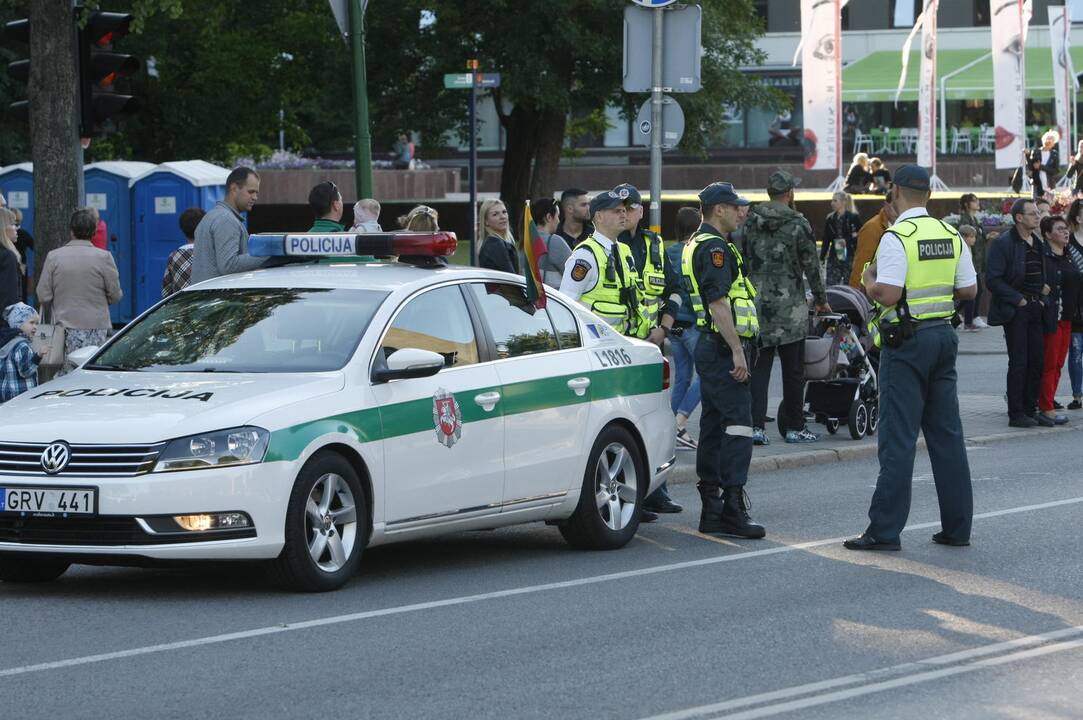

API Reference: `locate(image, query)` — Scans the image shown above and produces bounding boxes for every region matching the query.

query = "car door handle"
[474,391,501,411]
[567,377,591,396]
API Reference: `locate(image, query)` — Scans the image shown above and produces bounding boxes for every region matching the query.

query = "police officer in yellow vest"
[614,184,673,337]
[845,165,977,551]
[682,182,765,538]
[561,187,682,519]
[560,188,664,343]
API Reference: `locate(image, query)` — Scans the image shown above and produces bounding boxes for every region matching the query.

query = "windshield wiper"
[83,363,135,371]
[194,367,242,373]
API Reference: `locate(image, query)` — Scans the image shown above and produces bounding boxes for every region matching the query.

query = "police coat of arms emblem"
[432,388,463,448]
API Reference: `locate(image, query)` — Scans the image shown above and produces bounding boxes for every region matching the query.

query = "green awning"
[841,47,1083,102]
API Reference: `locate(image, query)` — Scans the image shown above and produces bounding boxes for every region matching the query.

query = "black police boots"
[696,483,726,534]
[719,487,767,539]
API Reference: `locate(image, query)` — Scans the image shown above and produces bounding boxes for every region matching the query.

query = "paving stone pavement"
[666,324,1080,483]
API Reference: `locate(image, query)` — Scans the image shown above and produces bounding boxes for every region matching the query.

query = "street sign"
[634,95,685,149]
[443,73,501,89]
[622,3,702,93]
[630,0,677,5]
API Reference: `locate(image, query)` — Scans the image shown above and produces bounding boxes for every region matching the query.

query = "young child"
[0,302,47,403]
[957,225,980,331]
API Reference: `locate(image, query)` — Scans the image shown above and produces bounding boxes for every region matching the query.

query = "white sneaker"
[973,317,989,328]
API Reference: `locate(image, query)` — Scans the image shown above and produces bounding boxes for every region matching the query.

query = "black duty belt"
[914,318,951,330]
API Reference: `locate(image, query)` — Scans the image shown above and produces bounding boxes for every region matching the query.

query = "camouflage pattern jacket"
[744,201,827,347]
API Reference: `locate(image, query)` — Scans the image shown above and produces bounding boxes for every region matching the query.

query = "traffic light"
[78,11,141,136]
[4,18,29,119]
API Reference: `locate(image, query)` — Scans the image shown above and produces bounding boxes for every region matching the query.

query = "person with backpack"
[0,302,47,403]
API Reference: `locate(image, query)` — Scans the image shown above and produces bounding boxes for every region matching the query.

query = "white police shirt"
[874,207,977,289]
[559,229,618,301]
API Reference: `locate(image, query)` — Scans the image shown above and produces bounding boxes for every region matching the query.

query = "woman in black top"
[820,191,860,286]
[844,153,872,194]
[870,157,891,194]
[0,209,22,310]
[477,199,519,274]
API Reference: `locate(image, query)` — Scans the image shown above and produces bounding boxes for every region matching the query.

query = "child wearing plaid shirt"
[0,303,47,403]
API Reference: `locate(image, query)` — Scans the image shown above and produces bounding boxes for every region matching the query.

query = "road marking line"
[1,496,1081,679]
[635,533,677,551]
[637,626,1083,720]
[664,525,741,547]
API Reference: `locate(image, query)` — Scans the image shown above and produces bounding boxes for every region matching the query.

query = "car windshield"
[89,288,387,373]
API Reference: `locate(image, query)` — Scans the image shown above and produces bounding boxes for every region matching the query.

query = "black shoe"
[639,509,659,524]
[716,487,766,539]
[1009,415,1038,428]
[843,533,901,551]
[932,531,970,547]
[1068,399,1083,410]
[1054,400,1065,410]
[697,484,725,534]
[1035,413,1056,427]
[644,498,683,514]
[764,415,775,423]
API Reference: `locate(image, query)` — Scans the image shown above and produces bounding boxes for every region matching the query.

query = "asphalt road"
[2,430,1081,719]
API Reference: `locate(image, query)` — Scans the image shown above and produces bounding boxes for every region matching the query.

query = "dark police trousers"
[1003,299,1045,418]
[866,323,973,543]
[694,333,753,489]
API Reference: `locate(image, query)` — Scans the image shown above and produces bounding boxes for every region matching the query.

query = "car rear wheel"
[559,425,644,551]
[0,557,70,583]
[271,452,367,592]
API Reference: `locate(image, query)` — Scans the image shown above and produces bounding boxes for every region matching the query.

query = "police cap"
[613,183,642,207]
[698,182,750,208]
[590,189,626,216]
[893,164,931,192]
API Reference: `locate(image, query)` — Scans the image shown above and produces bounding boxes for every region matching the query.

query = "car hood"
[0,370,345,443]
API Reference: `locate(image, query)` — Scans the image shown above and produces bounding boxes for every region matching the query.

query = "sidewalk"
[667,326,1079,483]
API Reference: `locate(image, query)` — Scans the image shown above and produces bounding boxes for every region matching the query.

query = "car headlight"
[153,426,269,472]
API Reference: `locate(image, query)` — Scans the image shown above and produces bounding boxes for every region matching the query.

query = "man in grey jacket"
[191,166,267,283]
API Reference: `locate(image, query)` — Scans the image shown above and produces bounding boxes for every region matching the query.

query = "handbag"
[33,307,66,369]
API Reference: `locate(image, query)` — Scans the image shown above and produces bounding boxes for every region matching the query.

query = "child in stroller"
[778,285,879,440]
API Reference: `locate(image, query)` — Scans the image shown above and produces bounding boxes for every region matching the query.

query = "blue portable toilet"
[130,160,228,316]
[84,161,156,325]
[0,163,34,235]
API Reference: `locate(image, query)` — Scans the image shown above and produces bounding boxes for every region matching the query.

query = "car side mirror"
[67,345,100,368]
[372,348,445,383]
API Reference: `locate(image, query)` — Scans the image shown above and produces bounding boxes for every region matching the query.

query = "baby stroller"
[777,285,879,440]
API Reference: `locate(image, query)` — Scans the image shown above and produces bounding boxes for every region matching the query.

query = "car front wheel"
[271,452,367,592]
[559,425,644,550]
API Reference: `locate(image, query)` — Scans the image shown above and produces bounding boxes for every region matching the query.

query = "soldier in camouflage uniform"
[744,171,831,444]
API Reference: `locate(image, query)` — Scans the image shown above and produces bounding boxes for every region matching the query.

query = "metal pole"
[279,108,285,153]
[649,6,663,234]
[940,76,947,156]
[469,73,478,266]
[349,0,373,198]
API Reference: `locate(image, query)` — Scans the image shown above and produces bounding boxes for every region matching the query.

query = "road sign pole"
[649,6,663,234]
[468,66,479,266]
[349,0,373,198]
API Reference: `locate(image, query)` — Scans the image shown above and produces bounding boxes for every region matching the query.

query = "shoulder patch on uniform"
[711,249,726,268]
[570,258,590,281]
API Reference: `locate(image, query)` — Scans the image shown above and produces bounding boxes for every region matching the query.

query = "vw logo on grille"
[40,441,71,475]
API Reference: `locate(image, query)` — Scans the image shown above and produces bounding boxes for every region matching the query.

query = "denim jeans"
[670,325,702,417]
[1070,332,1083,397]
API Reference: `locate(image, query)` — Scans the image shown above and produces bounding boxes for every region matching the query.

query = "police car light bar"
[247,231,458,258]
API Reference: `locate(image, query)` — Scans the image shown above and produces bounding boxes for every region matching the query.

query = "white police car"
[0,232,675,591]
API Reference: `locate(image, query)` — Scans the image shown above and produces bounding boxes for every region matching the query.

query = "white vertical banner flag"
[991,0,1033,170]
[1050,5,1072,164]
[917,0,939,168]
[795,0,848,172]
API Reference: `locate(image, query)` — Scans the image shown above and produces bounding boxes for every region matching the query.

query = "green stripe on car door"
[265,363,662,462]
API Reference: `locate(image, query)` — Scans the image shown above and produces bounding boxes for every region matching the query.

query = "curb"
[666,424,1076,485]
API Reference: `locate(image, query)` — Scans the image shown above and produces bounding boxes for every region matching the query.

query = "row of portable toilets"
[0,159,230,325]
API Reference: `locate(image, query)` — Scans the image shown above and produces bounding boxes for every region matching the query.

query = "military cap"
[590,189,626,216]
[613,183,642,207]
[698,182,750,207]
[766,171,800,195]
[893,164,931,192]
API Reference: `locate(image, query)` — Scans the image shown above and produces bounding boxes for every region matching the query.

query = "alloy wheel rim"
[305,473,358,573]
[594,442,637,532]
